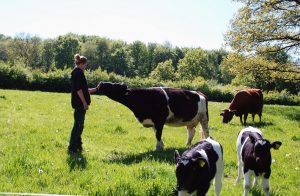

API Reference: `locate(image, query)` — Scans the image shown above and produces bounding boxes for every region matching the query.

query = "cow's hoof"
[156,141,164,151]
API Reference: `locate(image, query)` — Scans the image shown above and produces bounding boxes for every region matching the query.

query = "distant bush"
[0,63,299,105]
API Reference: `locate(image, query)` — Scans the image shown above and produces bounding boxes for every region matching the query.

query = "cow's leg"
[243,113,248,125]
[259,112,262,123]
[252,113,255,122]
[200,114,209,138]
[236,157,243,184]
[262,178,270,196]
[214,159,224,196]
[153,123,164,151]
[253,175,259,187]
[239,115,243,125]
[243,171,252,196]
[186,126,195,145]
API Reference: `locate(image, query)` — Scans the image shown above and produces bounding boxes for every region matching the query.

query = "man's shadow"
[67,152,87,171]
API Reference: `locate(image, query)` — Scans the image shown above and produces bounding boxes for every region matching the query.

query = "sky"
[1,0,242,50]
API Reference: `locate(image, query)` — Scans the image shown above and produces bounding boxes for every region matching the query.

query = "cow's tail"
[205,96,209,122]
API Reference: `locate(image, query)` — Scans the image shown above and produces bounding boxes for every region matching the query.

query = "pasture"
[0,89,299,195]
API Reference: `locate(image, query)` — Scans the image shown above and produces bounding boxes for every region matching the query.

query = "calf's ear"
[271,141,282,150]
[192,157,206,168]
[174,150,181,163]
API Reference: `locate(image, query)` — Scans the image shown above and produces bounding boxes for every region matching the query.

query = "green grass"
[0,89,299,195]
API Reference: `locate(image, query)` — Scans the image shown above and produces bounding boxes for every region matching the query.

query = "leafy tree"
[128,41,148,77]
[110,41,129,76]
[206,49,228,82]
[176,48,209,80]
[8,34,42,68]
[81,40,98,70]
[95,38,111,70]
[41,39,55,71]
[153,45,174,68]
[221,52,300,92]
[150,59,176,81]
[226,0,300,53]
[54,35,80,69]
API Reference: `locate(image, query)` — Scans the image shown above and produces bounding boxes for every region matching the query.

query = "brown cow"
[220,89,263,125]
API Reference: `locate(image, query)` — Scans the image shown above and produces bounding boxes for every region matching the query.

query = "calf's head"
[174,150,208,194]
[97,82,128,96]
[220,109,235,123]
[249,135,282,171]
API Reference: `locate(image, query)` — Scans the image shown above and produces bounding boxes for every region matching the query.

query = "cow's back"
[165,88,201,121]
[230,89,263,115]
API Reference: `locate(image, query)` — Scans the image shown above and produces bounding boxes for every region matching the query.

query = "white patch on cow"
[243,170,254,196]
[142,119,154,127]
[178,190,196,196]
[240,136,250,158]
[205,137,223,196]
[262,177,270,196]
[160,87,169,101]
[197,149,209,163]
[180,159,190,166]
[197,94,207,115]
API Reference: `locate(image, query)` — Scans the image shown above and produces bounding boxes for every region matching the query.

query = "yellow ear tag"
[199,160,205,167]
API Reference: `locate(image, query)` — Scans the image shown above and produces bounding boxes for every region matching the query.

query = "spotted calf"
[236,127,282,196]
[175,137,223,196]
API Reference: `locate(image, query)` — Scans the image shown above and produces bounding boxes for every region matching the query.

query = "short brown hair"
[74,54,87,65]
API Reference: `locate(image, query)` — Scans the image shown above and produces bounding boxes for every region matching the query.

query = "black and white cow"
[97,82,209,151]
[236,127,282,196]
[175,137,223,196]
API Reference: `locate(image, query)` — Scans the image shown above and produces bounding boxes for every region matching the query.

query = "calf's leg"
[262,178,270,196]
[243,171,252,196]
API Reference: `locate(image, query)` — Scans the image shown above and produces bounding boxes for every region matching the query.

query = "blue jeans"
[69,107,86,151]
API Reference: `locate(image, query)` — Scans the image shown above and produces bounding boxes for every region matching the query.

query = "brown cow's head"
[220,109,235,123]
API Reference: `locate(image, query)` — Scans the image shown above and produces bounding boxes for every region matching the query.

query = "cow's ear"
[271,141,282,150]
[174,150,181,163]
[220,112,224,116]
[192,158,206,168]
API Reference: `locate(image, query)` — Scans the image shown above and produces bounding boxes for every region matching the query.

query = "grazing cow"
[97,82,209,151]
[175,137,223,196]
[236,127,282,196]
[220,89,263,125]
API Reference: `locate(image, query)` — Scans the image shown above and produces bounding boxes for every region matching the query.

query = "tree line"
[0,0,299,94]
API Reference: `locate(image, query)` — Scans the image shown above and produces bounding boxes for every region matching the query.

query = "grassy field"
[0,89,299,195]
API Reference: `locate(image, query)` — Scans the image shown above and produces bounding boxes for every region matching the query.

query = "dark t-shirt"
[71,67,91,109]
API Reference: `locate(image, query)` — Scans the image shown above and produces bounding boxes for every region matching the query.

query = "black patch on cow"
[175,140,219,194]
[241,131,272,178]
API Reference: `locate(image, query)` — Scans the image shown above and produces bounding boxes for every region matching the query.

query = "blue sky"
[1,0,242,49]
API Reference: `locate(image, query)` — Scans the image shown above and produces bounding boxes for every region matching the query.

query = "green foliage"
[0,90,299,195]
[54,35,80,69]
[0,63,299,105]
[150,60,176,81]
[226,0,300,53]
[221,53,300,93]
[177,48,209,80]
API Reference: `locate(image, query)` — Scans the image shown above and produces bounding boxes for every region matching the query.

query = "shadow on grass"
[105,147,188,165]
[67,152,87,171]
[250,188,280,196]
[245,121,274,128]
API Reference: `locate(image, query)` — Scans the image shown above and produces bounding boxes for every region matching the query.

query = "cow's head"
[97,82,128,96]
[174,150,208,194]
[249,135,282,171]
[220,109,236,123]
